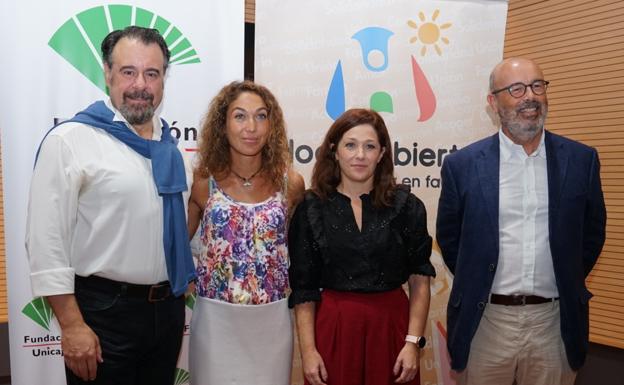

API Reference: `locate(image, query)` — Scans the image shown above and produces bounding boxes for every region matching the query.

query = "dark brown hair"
[311,108,395,207]
[102,26,170,72]
[195,80,289,191]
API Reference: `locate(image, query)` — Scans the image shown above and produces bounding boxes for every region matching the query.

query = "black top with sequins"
[287,185,435,307]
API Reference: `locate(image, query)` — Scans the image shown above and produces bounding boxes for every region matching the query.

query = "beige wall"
[245,0,255,23]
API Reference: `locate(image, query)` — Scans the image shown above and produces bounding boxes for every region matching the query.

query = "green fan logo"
[185,292,196,310]
[22,297,55,331]
[174,368,190,385]
[48,4,201,93]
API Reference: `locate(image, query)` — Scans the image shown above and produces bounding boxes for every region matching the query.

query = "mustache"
[517,100,541,111]
[123,90,154,101]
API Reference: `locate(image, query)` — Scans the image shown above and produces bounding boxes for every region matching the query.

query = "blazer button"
[477,302,485,309]
[489,263,495,272]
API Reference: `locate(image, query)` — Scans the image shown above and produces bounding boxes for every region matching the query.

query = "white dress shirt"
[491,129,559,298]
[25,100,168,296]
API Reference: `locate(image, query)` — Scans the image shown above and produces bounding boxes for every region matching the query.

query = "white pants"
[456,301,577,385]
[189,296,293,385]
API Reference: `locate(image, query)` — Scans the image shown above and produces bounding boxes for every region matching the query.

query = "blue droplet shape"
[326,60,346,120]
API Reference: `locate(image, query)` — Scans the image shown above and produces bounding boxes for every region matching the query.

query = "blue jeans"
[66,276,185,385]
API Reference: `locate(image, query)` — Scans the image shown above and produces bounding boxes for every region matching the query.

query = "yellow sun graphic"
[408,9,452,56]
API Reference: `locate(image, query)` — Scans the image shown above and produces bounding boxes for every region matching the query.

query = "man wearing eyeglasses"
[436,57,606,385]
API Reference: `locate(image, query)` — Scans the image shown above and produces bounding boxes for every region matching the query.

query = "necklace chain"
[231,167,262,187]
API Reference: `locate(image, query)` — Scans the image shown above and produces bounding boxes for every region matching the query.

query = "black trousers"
[66,276,186,385]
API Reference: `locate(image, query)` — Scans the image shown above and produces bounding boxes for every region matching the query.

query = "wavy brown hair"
[196,80,289,190]
[311,108,396,207]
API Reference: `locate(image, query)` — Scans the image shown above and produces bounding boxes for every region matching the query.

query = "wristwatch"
[405,335,426,348]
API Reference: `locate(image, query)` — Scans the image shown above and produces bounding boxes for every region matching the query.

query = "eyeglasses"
[491,80,549,98]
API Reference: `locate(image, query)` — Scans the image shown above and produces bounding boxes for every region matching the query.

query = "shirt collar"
[499,128,546,162]
[105,99,162,140]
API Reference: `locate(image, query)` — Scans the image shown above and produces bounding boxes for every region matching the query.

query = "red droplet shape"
[411,55,436,122]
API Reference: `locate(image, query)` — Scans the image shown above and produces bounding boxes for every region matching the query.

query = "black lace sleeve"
[401,192,436,277]
[288,194,323,307]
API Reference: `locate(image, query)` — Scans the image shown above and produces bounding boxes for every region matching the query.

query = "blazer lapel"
[477,134,500,238]
[546,131,568,230]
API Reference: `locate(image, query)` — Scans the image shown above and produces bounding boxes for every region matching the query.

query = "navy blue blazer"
[436,131,606,371]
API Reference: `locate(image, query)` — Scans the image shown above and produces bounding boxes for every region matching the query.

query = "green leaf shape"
[370,91,394,113]
[48,4,201,93]
[22,297,54,331]
[174,368,190,385]
[185,292,197,310]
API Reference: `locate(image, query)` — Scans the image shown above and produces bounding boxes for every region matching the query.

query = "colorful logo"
[326,9,452,122]
[408,10,452,56]
[22,297,54,331]
[48,4,201,93]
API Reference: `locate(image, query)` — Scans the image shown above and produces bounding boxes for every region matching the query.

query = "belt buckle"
[511,295,526,306]
[148,283,169,302]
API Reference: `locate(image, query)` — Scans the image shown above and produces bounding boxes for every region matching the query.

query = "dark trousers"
[66,276,186,385]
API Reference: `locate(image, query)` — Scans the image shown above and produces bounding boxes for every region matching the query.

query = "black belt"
[490,294,559,306]
[75,275,173,302]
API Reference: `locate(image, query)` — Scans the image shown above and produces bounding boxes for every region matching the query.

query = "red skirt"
[309,288,420,385]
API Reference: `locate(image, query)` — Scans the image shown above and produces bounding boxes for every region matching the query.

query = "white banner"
[0,1,244,384]
[255,0,508,383]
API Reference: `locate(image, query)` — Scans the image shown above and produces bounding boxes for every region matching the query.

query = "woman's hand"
[301,348,328,385]
[393,342,420,383]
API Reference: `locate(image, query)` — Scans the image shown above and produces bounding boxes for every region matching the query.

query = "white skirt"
[189,296,293,385]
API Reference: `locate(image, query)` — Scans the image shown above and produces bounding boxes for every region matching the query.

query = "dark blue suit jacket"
[436,131,606,371]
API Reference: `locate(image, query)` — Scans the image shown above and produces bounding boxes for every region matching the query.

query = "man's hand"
[62,321,103,381]
[47,294,104,381]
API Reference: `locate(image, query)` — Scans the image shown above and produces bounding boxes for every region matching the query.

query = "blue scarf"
[37,101,195,296]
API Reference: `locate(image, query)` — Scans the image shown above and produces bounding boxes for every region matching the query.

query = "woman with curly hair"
[187,80,304,384]
[288,108,435,385]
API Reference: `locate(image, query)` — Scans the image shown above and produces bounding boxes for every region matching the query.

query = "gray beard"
[119,103,154,125]
[505,119,542,143]
[500,103,547,144]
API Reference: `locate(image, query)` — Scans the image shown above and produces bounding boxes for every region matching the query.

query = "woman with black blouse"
[288,108,435,385]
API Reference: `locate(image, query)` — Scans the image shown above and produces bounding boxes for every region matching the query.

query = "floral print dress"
[195,177,290,304]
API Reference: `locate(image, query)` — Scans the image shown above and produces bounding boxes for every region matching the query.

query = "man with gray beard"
[436,57,606,385]
[26,26,195,385]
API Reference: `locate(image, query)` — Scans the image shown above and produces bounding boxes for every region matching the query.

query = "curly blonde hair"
[196,80,289,190]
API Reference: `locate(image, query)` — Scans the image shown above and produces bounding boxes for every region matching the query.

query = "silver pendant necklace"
[231,167,262,188]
